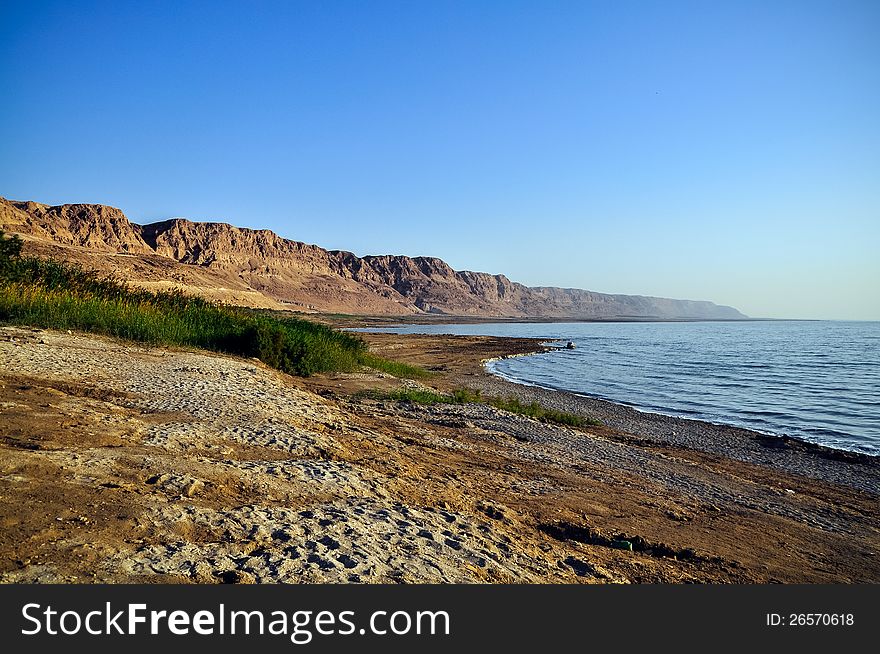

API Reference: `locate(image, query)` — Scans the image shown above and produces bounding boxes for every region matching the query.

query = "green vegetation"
[0,230,428,378]
[363,387,482,405]
[359,352,431,380]
[363,385,600,428]
[486,395,600,427]
[0,231,596,424]
[376,388,451,404]
[0,230,23,264]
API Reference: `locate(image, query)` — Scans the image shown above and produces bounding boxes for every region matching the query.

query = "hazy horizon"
[1,1,878,321]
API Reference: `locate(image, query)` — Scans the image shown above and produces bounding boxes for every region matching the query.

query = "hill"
[0,197,746,319]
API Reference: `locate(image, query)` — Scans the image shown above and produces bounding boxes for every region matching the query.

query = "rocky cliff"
[0,197,746,319]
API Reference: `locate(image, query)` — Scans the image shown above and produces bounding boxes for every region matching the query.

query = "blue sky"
[1,0,878,319]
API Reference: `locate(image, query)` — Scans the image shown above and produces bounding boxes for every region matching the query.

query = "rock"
[628,536,648,550]
[217,569,255,584]
[666,510,691,521]
[182,479,204,497]
[480,503,506,521]
[563,557,596,577]
[192,560,214,582]
[0,196,747,319]
[248,525,272,543]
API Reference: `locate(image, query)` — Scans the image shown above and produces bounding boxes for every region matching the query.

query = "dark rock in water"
[565,341,576,350]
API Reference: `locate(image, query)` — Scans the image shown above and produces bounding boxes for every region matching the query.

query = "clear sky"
[1,1,878,320]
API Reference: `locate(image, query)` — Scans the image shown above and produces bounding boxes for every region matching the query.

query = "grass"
[486,396,600,427]
[0,230,428,379]
[370,387,483,404]
[1,228,596,426]
[359,352,431,380]
[363,386,600,428]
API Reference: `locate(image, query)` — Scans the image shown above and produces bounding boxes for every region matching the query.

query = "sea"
[353,320,880,455]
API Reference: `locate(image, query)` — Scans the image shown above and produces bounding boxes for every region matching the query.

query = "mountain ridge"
[0,197,746,319]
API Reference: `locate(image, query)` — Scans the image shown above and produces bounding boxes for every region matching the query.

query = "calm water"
[354,321,880,455]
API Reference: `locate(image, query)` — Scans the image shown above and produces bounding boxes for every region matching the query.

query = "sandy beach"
[1,326,878,583]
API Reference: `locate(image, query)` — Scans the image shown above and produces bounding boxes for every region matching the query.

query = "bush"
[0,232,426,378]
[0,230,23,262]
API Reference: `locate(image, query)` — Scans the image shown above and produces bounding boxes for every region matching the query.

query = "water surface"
[353,321,880,455]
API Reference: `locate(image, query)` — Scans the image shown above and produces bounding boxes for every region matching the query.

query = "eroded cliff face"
[0,200,153,254]
[0,197,746,319]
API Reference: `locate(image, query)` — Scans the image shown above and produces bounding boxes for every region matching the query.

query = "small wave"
[488,320,880,454]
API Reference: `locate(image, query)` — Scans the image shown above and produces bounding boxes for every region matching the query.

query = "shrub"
[0,232,426,378]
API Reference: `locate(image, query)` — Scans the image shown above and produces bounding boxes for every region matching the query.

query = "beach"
[1,326,878,583]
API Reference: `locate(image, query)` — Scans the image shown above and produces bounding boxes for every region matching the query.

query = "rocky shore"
[1,327,878,583]
[472,364,878,495]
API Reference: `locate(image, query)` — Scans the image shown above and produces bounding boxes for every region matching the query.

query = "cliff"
[0,197,746,319]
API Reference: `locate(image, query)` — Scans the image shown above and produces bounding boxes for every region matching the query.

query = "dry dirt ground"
[1,327,878,583]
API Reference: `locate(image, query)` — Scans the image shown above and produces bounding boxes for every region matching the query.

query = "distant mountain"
[0,197,746,320]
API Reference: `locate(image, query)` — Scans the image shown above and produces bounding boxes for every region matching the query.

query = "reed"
[0,230,427,378]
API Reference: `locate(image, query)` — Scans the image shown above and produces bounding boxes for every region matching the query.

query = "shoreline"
[3,326,879,583]
[476,362,878,495]
[481,345,877,464]
[353,322,878,466]
[470,339,878,495]
[357,331,879,497]
[350,330,880,580]
[316,313,797,328]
